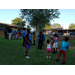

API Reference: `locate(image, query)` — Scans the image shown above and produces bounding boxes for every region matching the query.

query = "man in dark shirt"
[4,27,8,39]
[38,31,44,49]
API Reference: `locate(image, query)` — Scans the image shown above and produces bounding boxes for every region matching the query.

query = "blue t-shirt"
[43,36,45,41]
[22,30,26,37]
[29,34,31,41]
[60,41,69,51]
[53,37,58,43]
[37,35,39,41]
[26,33,30,44]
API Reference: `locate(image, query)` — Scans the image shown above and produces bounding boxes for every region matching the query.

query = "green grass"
[0,36,75,65]
[68,39,75,47]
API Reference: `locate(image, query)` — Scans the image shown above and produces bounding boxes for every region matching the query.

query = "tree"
[27,25,31,29]
[44,24,51,30]
[69,23,75,29]
[20,9,60,35]
[11,17,26,27]
[51,23,61,29]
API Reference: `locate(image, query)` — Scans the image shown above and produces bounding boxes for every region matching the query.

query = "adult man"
[38,31,44,49]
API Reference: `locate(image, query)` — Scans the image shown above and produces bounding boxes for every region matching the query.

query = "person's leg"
[56,50,62,60]
[5,34,6,39]
[55,43,58,53]
[25,44,30,58]
[23,37,25,46]
[9,33,10,40]
[62,50,66,63]
[49,51,51,58]
[46,51,48,58]
[40,40,42,49]
[38,40,40,49]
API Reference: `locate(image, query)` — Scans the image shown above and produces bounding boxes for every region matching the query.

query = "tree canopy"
[20,9,60,35]
[11,17,26,27]
[51,23,61,29]
[69,23,75,29]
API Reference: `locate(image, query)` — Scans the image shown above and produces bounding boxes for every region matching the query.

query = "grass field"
[0,36,75,65]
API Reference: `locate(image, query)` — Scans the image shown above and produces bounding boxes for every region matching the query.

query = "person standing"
[7,26,12,40]
[4,27,8,39]
[52,34,58,53]
[44,39,53,58]
[24,29,30,58]
[22,28,26,46]
[38,31,44,49]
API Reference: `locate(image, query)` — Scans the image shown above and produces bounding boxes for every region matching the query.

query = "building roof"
[0,22,24,28]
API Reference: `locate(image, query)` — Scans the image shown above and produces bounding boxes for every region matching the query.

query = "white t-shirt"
[47,43,51,49]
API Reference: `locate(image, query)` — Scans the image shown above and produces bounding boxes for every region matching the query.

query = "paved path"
[58,41,75,50]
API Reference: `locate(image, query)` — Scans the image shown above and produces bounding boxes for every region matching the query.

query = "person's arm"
[25,37,30,44]
[67,43,69,49]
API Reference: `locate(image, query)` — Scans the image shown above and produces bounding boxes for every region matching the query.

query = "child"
[33,32,36,47]
[24,29,30,59]
[56,37,69,64]
[53,34,58,53]
[44,39,53,58]
[16,31,19,40]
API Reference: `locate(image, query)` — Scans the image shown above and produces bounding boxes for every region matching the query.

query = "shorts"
[47,48,51,52]
[25,44,30,49]
[53,42,58,48]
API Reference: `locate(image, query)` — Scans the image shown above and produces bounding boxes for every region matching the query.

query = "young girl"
[44,39,53,58]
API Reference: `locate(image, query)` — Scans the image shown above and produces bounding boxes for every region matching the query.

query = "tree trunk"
[36,25,39,36]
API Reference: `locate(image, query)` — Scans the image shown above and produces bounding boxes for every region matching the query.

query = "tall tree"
[69,23,75,29]
[11,17,26,27]
[51,23,61,29]
[20,9,60,35]
[27,25,31,29]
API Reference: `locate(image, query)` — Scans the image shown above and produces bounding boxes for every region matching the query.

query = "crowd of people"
[22,28,69,64]
[4,27,69,64]
[4,26,22,40]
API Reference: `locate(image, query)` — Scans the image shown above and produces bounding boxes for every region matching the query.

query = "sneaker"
[26,56,30,59]
[46,56,48,58]
[62,62,66,64]
[49,56,51,58]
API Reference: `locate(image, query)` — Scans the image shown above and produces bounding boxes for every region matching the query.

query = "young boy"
[24,29,30,59]
[53,34,58,53]
[56,37,69,64]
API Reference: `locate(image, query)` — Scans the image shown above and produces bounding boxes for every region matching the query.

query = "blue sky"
[0,9,75,29]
